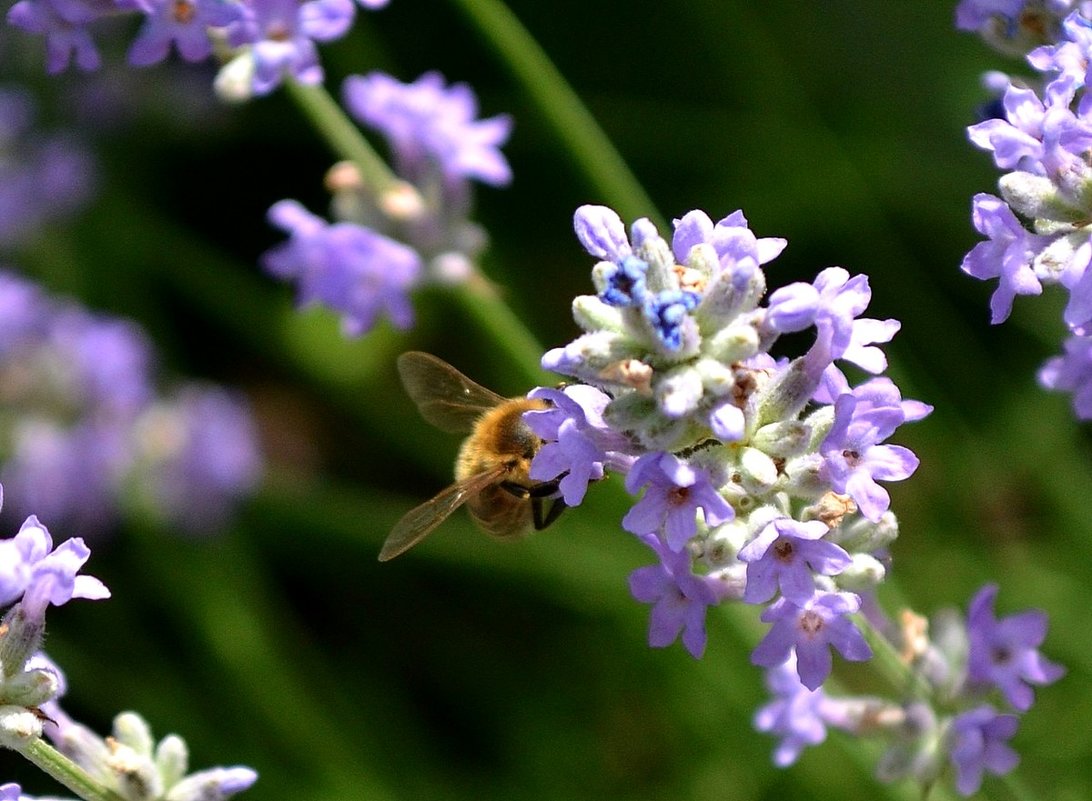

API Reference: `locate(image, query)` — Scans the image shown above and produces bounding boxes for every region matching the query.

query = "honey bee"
[378,352,565,562]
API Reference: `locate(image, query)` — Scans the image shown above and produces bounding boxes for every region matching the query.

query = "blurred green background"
[1,1,1087,800]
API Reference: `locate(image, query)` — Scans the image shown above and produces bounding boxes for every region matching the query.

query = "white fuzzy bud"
[156,734,190,792]
[0,705,42,748]
[213,52,256,104]
[738,447,778,494]
[752,421,810,458]
[1000,170,1082,222]
[572,295,626,333]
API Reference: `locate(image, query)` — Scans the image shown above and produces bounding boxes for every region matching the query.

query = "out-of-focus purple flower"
[0,89,96,249]
[0,272,50,354]
[966,584,1065,711]
[1,419,128,531]
[7,0,106,73]
[628,532,722,658]
[228,0,355,96]
[129,0,242,66]
[343,71,513,187]
[524,384,632,507]
[50,310,155,412]
[947,706,1020,796]
[1039,332,1092,416]
[961,194,1046,324]
[738,518,851,605]
[754,657,831,766]
[751,591,872,691]
[0,783,21,801]
[130,387,263,532]
[263,199,422,336]
[819,378,925,523]
[955,0,1026,31]
[0,514,109,616]
[622,451,734,551]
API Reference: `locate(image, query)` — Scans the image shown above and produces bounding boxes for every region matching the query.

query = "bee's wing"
[397,351,506,433]
[378,465,509,561]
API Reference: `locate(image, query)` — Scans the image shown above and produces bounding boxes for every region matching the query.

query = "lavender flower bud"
[0,705,42,749]
[738,447,778,494]
[827,511,899,553]
[752,421,810,458]
[2,664,60,707]
[835,553,887,591]
[155,735,189,791]
[999,170,1082,222]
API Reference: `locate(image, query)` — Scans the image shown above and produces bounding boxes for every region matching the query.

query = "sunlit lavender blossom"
[819,378,924,522]
[738,518,851,605]
[0,509,109,627]
[524,384,635,506]
[622,452,734,551]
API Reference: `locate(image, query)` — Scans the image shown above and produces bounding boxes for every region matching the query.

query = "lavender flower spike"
[966,584,1065,711]
[751,591,872,691]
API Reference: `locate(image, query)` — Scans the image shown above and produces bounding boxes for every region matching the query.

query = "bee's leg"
[498,476,569,530]
[526,476,566,530]
[531,495,567,530]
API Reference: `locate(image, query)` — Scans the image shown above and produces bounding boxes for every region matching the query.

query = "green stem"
[284,79,400,198]
[448,0,666,231]
[17,738,127,801]
[858,613,935,701]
